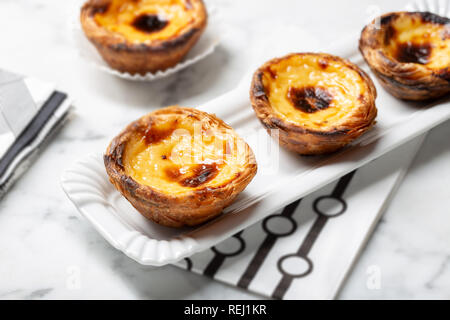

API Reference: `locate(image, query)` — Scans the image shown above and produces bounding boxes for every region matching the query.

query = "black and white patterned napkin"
[0,70,72,197]
[174,136,425,299]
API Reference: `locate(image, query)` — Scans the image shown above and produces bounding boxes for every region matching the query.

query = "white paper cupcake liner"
[405,0,450,15]
[70,0,222,81]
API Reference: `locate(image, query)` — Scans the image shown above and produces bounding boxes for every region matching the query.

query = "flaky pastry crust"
[104,106,257,228]
[81,0,207,74]
[360,11,450,100]
[250,53,377,155]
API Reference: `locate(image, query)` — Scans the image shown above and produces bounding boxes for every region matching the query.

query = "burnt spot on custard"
[91,3,110,16]
[318,59,329,70]
[419,12,450,26]
[164,166,183,180]
[383,24,397,45]
[264,66,278,79]
[380,12,449,48]
[395,42,432,65]
[137,124,174,145]
[165,163,219,188]
[380,14,395,26]
[287,86,333,113]
[132,14,168,33]
[181,164,219,187]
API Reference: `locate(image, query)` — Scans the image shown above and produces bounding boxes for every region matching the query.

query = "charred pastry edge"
[80,0,208,74]
[359,11,450,101]
[250,52,378,155]
[104,107,257,228]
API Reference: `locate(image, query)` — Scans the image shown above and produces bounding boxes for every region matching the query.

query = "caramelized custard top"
[93,0,199,43]
[123,110,250,195]
[382,13,450,69]
[261,54,368,131]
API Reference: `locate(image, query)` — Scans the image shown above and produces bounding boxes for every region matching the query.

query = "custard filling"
[123,115,249,195]
[383,15,450,69]
[94,0,197,43]
[262,54,367,131]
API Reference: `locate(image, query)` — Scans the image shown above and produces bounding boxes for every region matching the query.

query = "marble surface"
[0,0,449,300]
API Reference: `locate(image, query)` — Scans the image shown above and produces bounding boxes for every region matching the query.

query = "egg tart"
[104,106,257,228]
[80,0,207,74]
[250,53,377,155]
[360,11,450,100]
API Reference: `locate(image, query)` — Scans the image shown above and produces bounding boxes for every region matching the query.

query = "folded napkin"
[0,70,72,197]
[174,136,425,299]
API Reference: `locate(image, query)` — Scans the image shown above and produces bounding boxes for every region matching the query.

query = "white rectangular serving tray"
[61,1,450,266]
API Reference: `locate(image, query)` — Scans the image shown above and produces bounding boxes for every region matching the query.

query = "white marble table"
[0,0,449,299]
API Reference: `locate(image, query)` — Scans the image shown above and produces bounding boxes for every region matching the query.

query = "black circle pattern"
[313,196,347,217]
[202,171,356,298]
[273,171,356,299]
[277,254,313,278]
[211,234,246,257]
[204,232,246,278]
[262,214,297,237]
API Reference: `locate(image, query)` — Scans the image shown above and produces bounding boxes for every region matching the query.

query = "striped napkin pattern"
[0,70,72,197]
[174,137,424,299]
